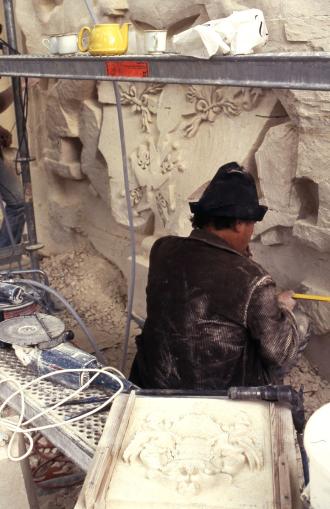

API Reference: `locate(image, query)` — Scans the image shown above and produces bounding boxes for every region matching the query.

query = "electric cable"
[0,37,19,54]
[0,189,22,270]
[0,366,126,462]
[13,278,107,364]
[113,82,136,372]
[82,0,99,24]
[15,77,30,177]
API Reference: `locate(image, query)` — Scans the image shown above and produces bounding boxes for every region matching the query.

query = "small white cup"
[57,33,78,55]
[144,30,167,54]
[42,35,59,54]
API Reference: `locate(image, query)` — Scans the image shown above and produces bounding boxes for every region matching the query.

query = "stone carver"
[0,85,25,248]
[130,162,308,389]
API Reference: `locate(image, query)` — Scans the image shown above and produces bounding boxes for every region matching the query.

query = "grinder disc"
[0,313,65,346]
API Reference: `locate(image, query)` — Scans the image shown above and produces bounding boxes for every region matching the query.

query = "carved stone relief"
[181,87,264,138]
[122,139,181,230]
[105,397,274,508]
[123,411,263,495]
[120,84,164,133]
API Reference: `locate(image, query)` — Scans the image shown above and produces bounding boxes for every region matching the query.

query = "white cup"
[57,33,78,55]
[42,35,59,54]
[144,30,167,54]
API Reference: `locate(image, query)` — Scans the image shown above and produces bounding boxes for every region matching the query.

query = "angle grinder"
[0,313,73,349]
[0,281,41,348]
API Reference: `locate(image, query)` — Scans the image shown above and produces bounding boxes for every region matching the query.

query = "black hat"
[189,162,267,222]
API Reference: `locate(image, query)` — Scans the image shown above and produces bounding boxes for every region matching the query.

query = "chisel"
[293,293,330,303]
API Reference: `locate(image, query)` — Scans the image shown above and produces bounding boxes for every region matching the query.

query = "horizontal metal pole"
[0,53,329,89]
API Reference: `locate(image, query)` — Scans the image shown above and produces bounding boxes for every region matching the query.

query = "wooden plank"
[270,403,302,509]
[75,392,134,509]
[278,454,292,509]
[95,391,137,509]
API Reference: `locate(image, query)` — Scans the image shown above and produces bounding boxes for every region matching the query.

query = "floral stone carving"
[125,139,184,228]
[182,86,264,137]
[120,84,164,132]
[122,411,263,496]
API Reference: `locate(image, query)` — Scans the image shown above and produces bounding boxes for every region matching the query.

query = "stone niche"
[14,0,330,379]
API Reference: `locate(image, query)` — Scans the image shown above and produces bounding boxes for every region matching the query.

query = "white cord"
[0,367,125,462]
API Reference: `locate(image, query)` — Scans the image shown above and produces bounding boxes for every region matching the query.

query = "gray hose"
[82,0,99,24]
[113,82,136,372]
[14,278,107,364]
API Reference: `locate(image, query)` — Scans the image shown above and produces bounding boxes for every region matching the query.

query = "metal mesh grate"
[0,348,107,449]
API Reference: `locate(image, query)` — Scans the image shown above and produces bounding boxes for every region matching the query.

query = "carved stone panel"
[106,397,274,508]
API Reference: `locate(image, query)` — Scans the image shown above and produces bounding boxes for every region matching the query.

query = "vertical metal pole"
[113,82,136,372]
[3,0,40,270]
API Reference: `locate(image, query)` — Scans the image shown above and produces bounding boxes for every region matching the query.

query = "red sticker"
[106,61,149,78]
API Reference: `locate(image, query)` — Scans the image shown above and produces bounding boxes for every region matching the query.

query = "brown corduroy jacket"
[130,229,300,390]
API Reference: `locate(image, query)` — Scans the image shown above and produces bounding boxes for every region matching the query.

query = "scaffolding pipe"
[3,0,39,271]
[113,82,136,372]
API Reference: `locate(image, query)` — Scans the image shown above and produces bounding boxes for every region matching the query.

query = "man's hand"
[278,290,296,311]
[0,126,12,148]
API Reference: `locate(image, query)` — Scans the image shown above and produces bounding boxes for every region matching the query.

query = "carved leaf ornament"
[183,86,264,137]
[123,412,263,496]
[120,84,164,132]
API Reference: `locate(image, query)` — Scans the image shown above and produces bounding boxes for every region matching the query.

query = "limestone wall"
[12,0,330,378]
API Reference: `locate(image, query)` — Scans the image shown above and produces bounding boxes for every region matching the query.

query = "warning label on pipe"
[106,61,149,78]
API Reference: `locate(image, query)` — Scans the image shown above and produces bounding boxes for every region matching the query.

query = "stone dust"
[41,246,138,374]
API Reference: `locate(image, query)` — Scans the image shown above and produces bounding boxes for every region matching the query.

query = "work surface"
[0,348,106,471]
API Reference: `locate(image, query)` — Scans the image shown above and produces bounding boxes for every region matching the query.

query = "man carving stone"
[130,162,307,389]
[0,86,25,248]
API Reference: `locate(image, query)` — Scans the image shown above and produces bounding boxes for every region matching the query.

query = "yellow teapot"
[78,23,129,55]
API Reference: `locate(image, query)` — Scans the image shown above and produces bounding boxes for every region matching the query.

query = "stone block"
[297,130,330,182]
[276,90,330,129]
[256,122,299,211]
[97,0,128,18]
[285,17,330,50]
[293,220,330,252]
[298,281,330,335]
[80,100,109,203]
[305,332,330,382]
[46,93,79,138]
[56,80,96,105]
[97,82,116,105]
[205,0,283,19]
[283,1,330,17]
[260,227,293,246]
[265,20,307,52]
[128,0,208,30]
[254,211,297,237]
[44,157,84,180]
[318,180,330,227]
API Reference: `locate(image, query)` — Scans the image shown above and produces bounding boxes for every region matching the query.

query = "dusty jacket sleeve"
[246,279,300,371]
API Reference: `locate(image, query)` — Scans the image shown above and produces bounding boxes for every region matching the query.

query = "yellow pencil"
[293,293,330,303]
